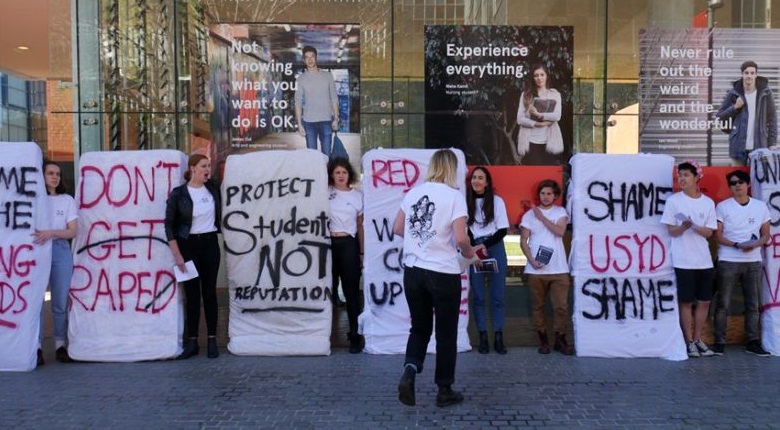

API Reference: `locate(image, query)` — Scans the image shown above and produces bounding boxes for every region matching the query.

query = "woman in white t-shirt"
[165,154,222,360]
[327,158,364,353]
[33,161,78,365]
[392,149,475,408]
[466,167,509,355]
[516,63,564,165]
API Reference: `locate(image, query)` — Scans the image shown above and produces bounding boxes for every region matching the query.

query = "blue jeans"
[303,120,332,156]
[403,266,461,386]
[469,239,508,331]
[40,239,73,344]
[714,261,762,343]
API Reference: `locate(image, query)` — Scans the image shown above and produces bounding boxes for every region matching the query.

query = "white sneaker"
[694,339,715,357]
[687,342,700,358]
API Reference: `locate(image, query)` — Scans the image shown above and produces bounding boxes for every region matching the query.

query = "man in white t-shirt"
[520,179,572,355]
[660,161,717,358]
[712,170,771,356]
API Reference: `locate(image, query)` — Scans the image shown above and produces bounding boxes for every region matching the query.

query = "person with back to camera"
[716,60,777,166]
[466,166,509,355]
[327,157,364,353]
[516,63,564,165]
[393,149,475,408]
[711,170,771,356]
[295,45,339,156]
[519,179,573,355]
[660,160,717,358]
[33,161,78,365]
[165,154,222,359]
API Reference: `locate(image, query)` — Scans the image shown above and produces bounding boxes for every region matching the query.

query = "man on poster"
[712,170,771,356]
[716,61,777,166]
[295,45,339,156]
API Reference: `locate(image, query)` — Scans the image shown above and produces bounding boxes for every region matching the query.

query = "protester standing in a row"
[394,149,475,408]
[520,179,573,355]
[466,167,509,354]
[327,157,364,353]
[661,161,717,358]
[712,170,771,356]
[34,161,78,365]
[165,154,222,359]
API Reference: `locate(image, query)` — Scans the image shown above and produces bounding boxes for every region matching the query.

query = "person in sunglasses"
[711,170,771,356]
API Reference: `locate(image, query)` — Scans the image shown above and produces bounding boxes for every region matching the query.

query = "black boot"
[348,332,363,354]
[554,332,574,355]
[55,346,73,363]
[176,338,199,360]
[397,364,417,406]
[494,331,507,355]
[537,331,550,354]
[478,331,489,354]
[207,337,219,358]
[436,385,464,407]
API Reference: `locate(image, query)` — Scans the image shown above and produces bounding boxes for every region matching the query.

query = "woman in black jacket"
[165,154,222,359]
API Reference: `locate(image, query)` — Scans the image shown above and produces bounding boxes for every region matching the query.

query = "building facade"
[2,0,777,169]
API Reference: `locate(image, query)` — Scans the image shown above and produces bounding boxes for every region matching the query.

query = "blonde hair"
[425,149,458,188]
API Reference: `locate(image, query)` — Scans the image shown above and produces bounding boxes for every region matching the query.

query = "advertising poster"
[208,23,361,179]
[640,28,780,166]
[570,153,687,360]
[424,25,573,166]
[359,148,471,354]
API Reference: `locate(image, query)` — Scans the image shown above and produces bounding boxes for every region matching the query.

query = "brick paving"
[7,288,778,429]
[4,337,780,429]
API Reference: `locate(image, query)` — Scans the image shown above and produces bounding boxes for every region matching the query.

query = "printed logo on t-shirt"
[328,191,337,200]
[748,217,756,225]
[56,209,65,216]
[408,195,436,245]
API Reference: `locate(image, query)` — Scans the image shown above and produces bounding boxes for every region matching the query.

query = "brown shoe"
[37,348,45,366]
[55,346,73,363]
[537,331,550,354]
[554,333,574,355]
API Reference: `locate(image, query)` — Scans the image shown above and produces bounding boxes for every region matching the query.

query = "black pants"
[178,232,220,337]
[521,142,560,165]
[403,266,461,386]
[331,235,362,335]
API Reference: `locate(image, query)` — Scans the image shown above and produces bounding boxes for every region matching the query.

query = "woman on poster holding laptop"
[516,63,563,165]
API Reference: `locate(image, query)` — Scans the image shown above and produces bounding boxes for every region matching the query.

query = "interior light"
[16,45,30,51]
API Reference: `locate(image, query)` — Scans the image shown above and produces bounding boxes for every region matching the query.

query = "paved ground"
[3,343,780,429]
[8,286,773,429]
